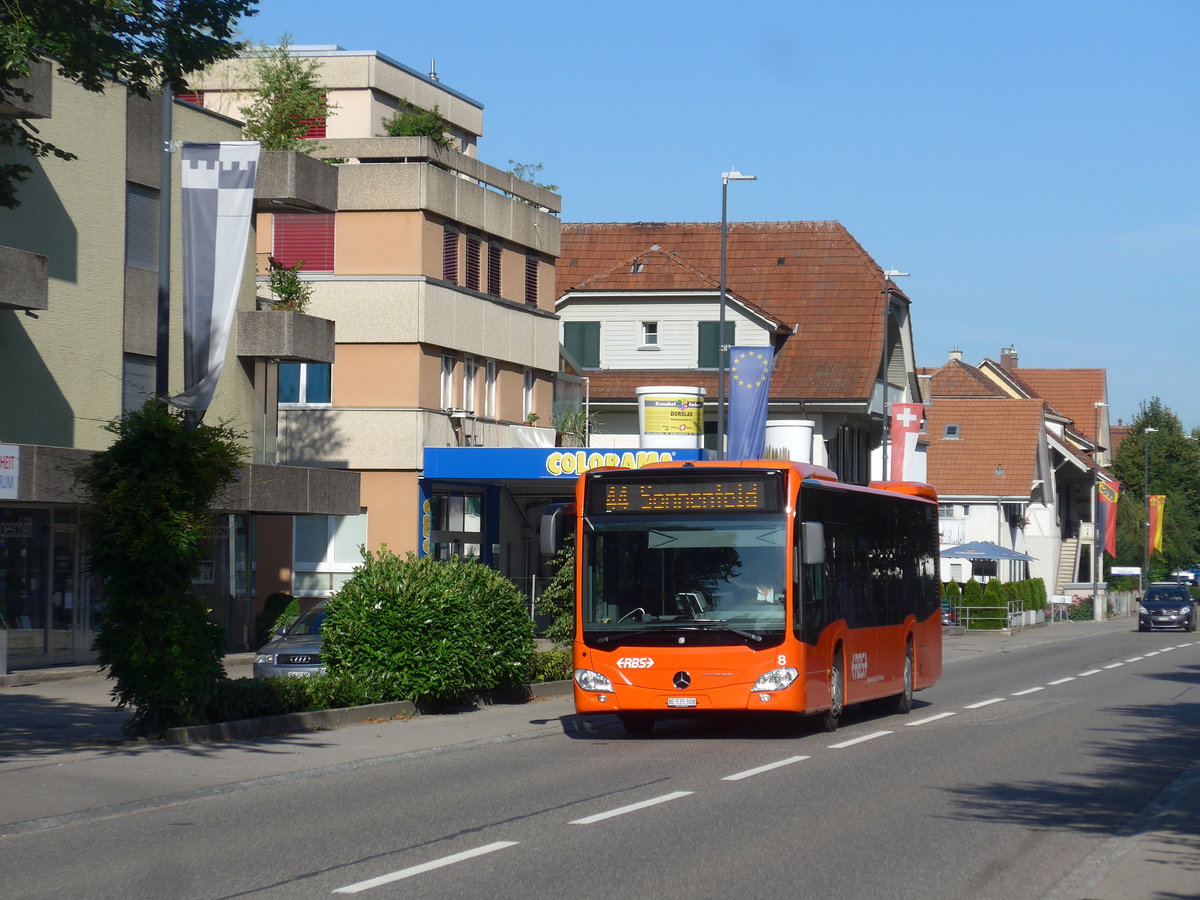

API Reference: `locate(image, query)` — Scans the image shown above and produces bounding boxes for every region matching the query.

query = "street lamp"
[717,170,756,460]
[880,270,909,479]
[1142,426,1159,594]
[1092,401,1107,621]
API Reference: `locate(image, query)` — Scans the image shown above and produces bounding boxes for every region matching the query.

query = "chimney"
[1000,346,1018,371]
[948,347,963,362]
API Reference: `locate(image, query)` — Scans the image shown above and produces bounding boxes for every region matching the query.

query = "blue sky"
[235,1,1199,431]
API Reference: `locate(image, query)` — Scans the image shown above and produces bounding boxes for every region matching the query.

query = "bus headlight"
[753,667,799,692]
[574,668,614,693]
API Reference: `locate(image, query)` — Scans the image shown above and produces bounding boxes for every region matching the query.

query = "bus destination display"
[599,478,770,513]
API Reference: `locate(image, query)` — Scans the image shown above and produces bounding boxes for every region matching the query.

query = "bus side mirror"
[800,521,825,566]
[540,502,576,556]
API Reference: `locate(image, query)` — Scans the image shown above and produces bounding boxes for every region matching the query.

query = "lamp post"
[880,270,909,479]
[1092,401,1107,621]
[1142,426,1158,594]
[717,170,756,460]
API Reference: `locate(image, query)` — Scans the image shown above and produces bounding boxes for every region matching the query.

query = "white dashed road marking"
[964,698,1004,709]
[829,730,893,749]
[333,841,519,894]
[570,791,693,825]
[723,756,810,781]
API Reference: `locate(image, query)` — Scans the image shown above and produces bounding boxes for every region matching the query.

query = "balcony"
[236,310,335,363]
[255,150,339,213]
[0,245,49,311]
[0,59,51,119]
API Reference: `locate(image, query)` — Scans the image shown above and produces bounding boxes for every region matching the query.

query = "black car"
[1138,583,1197,633]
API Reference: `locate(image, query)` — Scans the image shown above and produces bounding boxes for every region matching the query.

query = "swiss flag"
[890,403,924,481]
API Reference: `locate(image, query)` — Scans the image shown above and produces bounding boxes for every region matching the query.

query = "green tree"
[79,399,247,737]
[1110,399,1200,581]
[508,160,558,192]
[239,34,335,153]
[535,544,575,648]
[0,0,257,207]
[379,102,453,148]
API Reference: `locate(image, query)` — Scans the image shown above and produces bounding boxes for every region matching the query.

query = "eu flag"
[726,347,773,459]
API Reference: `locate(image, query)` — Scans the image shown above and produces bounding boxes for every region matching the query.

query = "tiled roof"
[557,222,893,402]
[925,398,1045,497]
[1007,368,1107,442]
[926,358,1007,398]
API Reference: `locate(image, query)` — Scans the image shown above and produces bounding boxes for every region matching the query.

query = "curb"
[163,679,573,744]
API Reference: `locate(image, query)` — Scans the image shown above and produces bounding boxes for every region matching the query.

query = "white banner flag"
[170,141,260,417]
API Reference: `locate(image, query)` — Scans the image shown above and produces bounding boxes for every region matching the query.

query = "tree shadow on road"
[941,662,1200,879]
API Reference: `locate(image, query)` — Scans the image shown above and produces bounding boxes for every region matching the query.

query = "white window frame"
[441,353,456,410]
[278,362,332,407]
[523,367,535,422]
[641,321,659,348]
[462,355,477,414]
[484,360,497,418]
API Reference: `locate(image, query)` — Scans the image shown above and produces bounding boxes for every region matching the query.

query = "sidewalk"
[1,620,1197,900]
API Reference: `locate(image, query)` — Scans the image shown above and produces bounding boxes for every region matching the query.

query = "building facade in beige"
[0,64,359,670]
[193,47,566,605]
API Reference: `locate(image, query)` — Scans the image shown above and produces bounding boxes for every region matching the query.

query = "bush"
[253,592,300,650]
[80,399,246,737]
[321,548,535,703]
[534,545,575,648]
[530,649,572,683]
[1069,598,1094,621]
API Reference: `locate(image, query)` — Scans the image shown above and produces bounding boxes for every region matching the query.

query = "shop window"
[292,511,368,597]
[429,491,483,560]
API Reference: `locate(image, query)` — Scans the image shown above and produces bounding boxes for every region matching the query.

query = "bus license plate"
[667,697,697,708]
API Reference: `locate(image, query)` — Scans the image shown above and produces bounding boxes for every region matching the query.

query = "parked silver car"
[253,601,328,678]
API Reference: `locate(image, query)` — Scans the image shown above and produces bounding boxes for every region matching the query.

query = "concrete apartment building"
[0,62,359,670]
[190,47,569,604]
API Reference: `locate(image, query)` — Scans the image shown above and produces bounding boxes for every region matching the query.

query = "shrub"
[322,548,535,703]
[380,102,453,148]
[530,649,572,683]
[253,592,300,650]
[1069,598,1094,621]
[80,399,246,737]
[534,545,575,648]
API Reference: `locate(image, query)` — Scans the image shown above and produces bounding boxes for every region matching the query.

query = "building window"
[943,424,961,439]
[121,354,155,414]
[484,360,497,418]
[429,491,483,560]
[462,355,477,413]
[524,253,538,306]
[698,321,735,369]
[278,363,332,405]
[641,321,659,347]
[301,94,327,139]
[125,183,160,271]
[523,367,535,422]
[564,321,600,368]
[292,510,368,597]
[175,92,204,106]
[441,353,455,409]
[487,241,502,296]
[273,213,334,272]
[442,226,459,284]
[465,232,481,291]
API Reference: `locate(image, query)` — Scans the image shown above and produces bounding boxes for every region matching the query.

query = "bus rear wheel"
[821,650,844,732]
[619,713,656,736]
[892,643,914,715]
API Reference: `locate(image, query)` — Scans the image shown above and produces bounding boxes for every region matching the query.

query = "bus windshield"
[582,514,788,646]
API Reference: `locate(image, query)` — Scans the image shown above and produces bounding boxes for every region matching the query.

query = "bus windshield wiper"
[592,622,762,644]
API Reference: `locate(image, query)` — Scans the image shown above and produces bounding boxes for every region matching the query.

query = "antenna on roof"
[429,59,438,81]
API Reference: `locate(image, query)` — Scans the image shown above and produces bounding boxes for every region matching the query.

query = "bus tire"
[619,713,655,736]
[892,642,914,715]
[821,649,844,732]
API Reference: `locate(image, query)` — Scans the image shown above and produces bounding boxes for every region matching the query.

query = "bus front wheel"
[821,650,844,732]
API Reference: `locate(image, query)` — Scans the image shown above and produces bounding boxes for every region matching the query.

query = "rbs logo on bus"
[617,657,655,669]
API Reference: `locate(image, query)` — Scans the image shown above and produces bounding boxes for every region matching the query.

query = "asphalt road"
[1,626,1198,899]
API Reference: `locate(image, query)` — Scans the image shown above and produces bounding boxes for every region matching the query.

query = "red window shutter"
[176,92,204,106]
[465,233,481,291]
[442,227,459,283]
[273,213,335,272]
[487,241,502,296]
[301,94,328,139]
[524,253,539,305]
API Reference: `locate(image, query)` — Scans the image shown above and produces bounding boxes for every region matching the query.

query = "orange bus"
[570,460,942,734]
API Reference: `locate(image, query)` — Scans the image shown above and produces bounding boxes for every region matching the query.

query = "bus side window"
[797,521,825,640]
